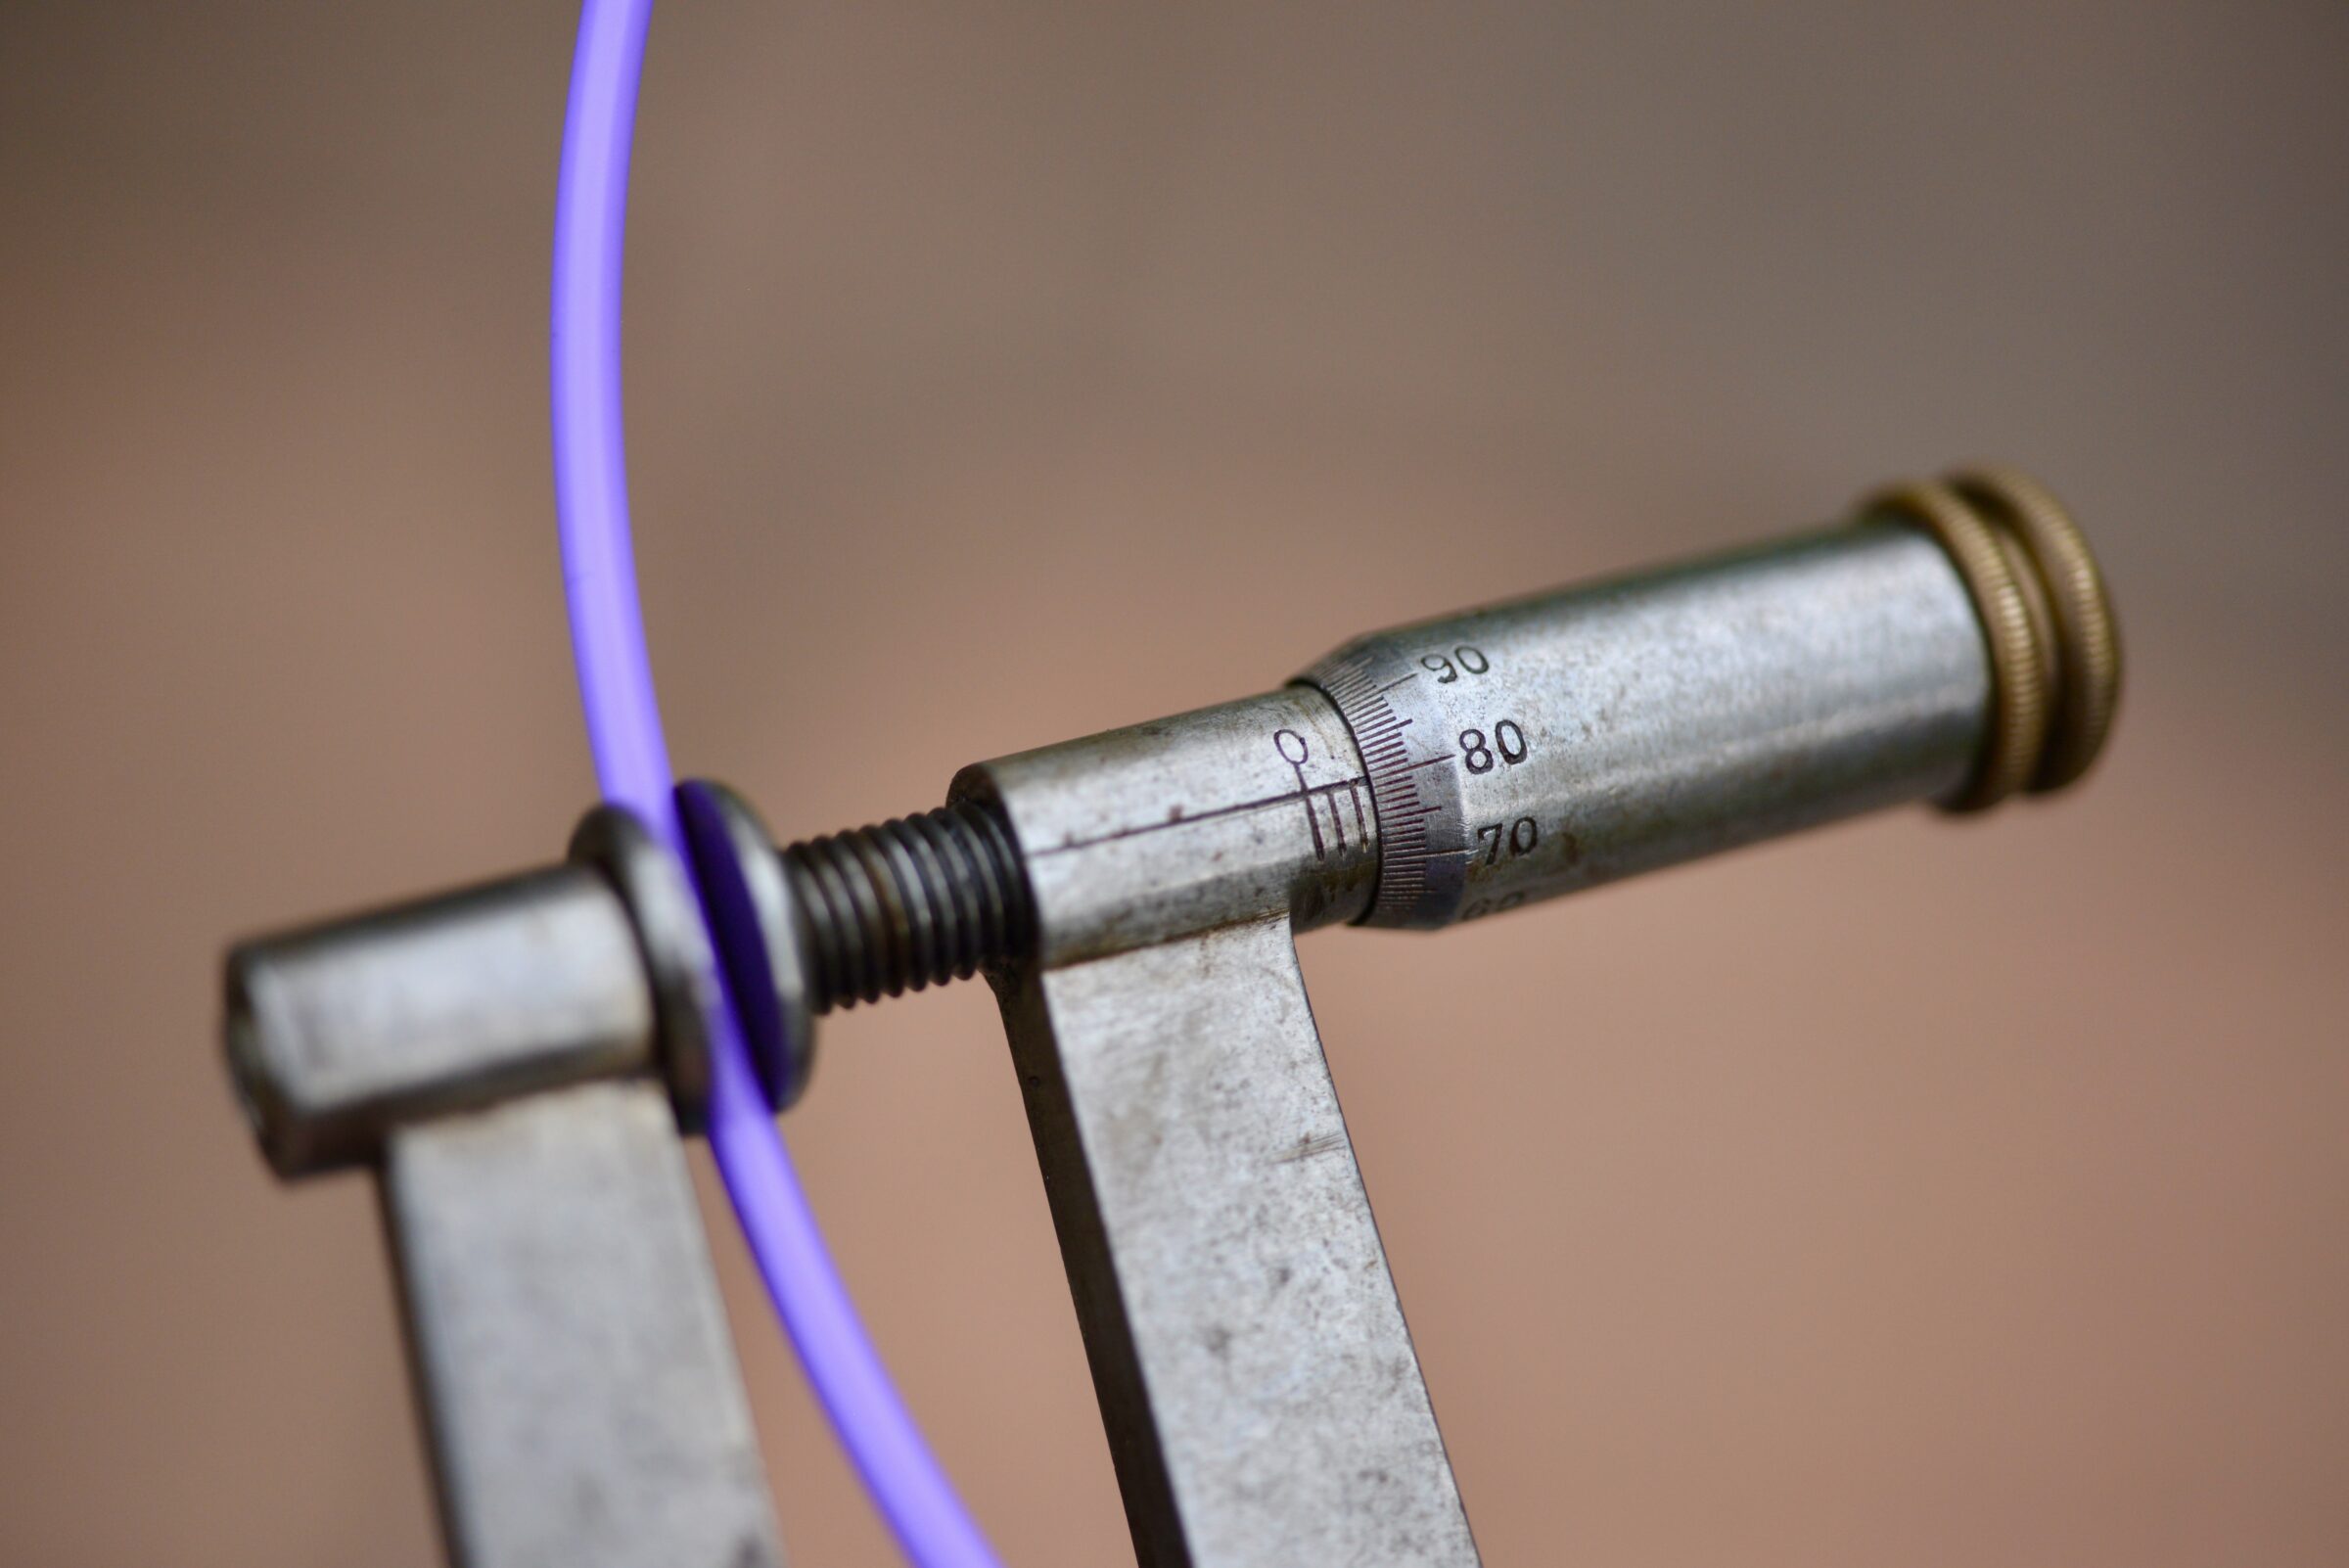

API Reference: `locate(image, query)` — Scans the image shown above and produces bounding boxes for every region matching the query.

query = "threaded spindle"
[779,800,1032,1012]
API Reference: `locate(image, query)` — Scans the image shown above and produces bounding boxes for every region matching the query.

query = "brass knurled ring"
[1948,465,2122,791]
[1865,480,2050,812]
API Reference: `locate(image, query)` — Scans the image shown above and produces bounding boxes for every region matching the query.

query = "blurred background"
[3,3,2344,1564]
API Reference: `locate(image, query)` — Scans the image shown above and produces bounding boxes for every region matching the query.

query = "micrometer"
[223,466,2118,1567]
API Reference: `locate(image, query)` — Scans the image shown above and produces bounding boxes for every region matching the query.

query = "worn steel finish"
[225,862,656,1177]
[1301,522,1990,928]
[222,471,2122,1566]
[935,514,2036,1563]
[994,920,1477,1568]
[389,1082,783,1568]
[955,687,1378,967]
[224,807,788,1568]
[569,804,725,1125]
[907,521,2000,1568]
[960,697,1468,1566]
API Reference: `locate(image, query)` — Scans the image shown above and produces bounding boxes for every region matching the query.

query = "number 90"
[1419,645,1491,684]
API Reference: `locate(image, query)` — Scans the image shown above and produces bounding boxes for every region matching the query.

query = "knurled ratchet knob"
[1864,466,2122,813]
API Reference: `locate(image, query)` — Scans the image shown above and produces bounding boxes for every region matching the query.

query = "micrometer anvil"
[223,467,2119,1568]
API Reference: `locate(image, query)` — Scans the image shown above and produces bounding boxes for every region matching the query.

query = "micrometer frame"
[222,473,2117,1568]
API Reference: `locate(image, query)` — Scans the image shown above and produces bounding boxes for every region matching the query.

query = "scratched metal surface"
[961,688,1380,966]
[954,527,2009,1562]
[1304,523,1988,929]
[388,1083,785,1568]
[224,864,655,1176]
[10,6,2344,1564]
[995,920,1478,1568]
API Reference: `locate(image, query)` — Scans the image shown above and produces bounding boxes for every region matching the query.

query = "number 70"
[1474,817,1540,864]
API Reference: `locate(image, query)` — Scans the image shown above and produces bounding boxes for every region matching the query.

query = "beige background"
[3,3,2344,1564]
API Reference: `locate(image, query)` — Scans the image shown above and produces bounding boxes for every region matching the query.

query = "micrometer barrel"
[1288,467,2117,932]
[961,526,1970,963]
[1298,520,1987,929]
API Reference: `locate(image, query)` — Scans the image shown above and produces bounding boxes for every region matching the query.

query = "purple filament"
[550,3,1002,1563]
